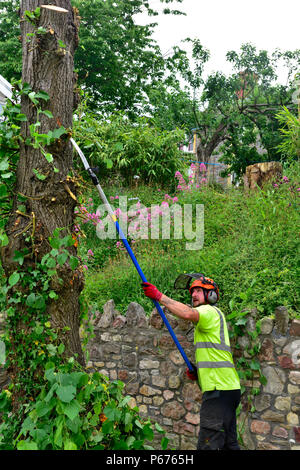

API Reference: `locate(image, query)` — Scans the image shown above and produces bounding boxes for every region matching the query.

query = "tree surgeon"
[142,273,241,450]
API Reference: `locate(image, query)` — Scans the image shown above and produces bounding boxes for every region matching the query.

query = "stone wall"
[86,300,201,450]
[86,301,300,450]
[236,306,300,450]
[1,302,299,450]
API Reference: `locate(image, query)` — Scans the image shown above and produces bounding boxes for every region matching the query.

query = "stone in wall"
[87,302,300,450]
[87,300,201,450]
[243,307,300,450]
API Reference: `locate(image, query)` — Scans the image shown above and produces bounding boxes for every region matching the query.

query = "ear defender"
[206,289,218,305]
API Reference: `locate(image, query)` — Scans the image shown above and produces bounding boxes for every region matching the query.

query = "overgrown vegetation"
[80,161,299,319]
[0,0,299,451]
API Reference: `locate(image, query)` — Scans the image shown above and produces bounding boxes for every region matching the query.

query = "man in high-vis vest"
[142,274,241,450]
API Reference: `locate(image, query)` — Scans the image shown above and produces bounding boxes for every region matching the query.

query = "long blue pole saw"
[71,138,195,372]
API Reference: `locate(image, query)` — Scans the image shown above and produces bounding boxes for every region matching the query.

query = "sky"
[135,0,299,84]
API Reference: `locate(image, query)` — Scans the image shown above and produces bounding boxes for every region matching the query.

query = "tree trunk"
[244,162,283,191]
[1,1,85,369]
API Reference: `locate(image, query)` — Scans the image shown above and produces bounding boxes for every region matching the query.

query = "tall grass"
[80,162,300,319]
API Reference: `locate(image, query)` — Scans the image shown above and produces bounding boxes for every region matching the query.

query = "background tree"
[0,0,185,116]
[0,0,22,81]
[170,41,300,177]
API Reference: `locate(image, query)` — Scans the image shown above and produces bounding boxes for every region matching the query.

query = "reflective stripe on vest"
[196,306,233,369]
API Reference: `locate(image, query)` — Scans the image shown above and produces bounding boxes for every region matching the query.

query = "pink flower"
[273,183,278,188]
[115,195,119,199]
[200,163,206,172]
[83,265,88,270]
[297,188,300,192]
[87,249,94,257]
[110,196,114,201]
[173,196,178,203]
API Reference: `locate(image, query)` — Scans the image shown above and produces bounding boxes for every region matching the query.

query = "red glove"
[186,364,198,381]
[142,282,162,302]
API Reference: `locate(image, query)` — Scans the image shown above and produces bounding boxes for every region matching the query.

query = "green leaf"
[57,251,68,266]
[52,127,66,139]
[44,153,53,163]
[155,422,165,433]
[56,385,76,403]
[8,272,20,287]
[35,400,53,418]
[35,91,49,101]
[44,383,58,403]
[49,290,58,299]
[17,440,38,450]
[33,169,47,181]
[40,110,53,119]
[34,295,46,310]
[124,412,132,432]
[46,257,56,269]
[161,436,169,450]
[0,158,9,171]
[62,399,81,421]
[105,159,113,169]
[54,416,64,448]
[15,113,27,121]
[69,256,79,270]
[58,40,66,49]
[0,232,9,247]
[64,439,77,450]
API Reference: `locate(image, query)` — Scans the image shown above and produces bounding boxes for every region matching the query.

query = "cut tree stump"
[244,162,282,191]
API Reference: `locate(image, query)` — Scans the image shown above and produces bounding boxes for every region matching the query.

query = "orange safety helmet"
[189,275,219,304]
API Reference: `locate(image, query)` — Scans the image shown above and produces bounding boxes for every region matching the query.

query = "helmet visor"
[173,273,206,290]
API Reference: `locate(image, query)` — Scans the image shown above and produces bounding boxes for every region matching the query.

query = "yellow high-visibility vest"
[194,305,240,392]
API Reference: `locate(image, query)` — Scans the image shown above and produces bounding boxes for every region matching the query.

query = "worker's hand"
[186,364,198,381]
[142,282,162,302]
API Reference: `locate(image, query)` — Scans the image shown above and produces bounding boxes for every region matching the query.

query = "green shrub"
[0,360,167,450]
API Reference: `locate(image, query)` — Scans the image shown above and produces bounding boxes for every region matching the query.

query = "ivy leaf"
[44,153,53,163]
[56,385,76,403]
[69,256,79,270]
[33,169,47,181]
[26,293,36,307]
[35,90,49,101]
[57,251,68,266]
[0,232,9,247]
[52,127,66,139]
[8,272,20,287]
[13,250,27,265]
[161,437,169,450]
[34,295,46,310]
[40,110,53,119]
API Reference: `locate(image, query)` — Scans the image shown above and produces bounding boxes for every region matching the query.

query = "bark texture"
[244,162,283,191]
[1,1,84,365]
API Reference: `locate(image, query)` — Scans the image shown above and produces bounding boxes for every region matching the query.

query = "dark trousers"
[197,389,241,450]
